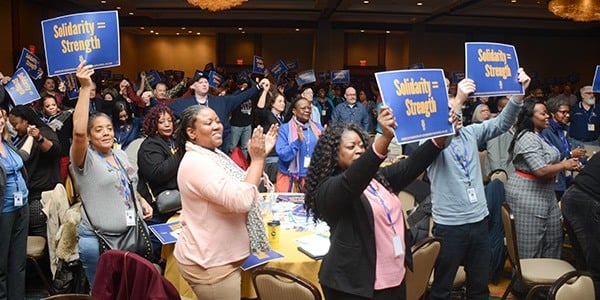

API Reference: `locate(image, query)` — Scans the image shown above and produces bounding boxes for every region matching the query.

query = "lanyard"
[366,183,397,235]
[580,102,597,124]
[448,134,473,186]
[97,151,133,208]
[272,112,283,125]
[556,129,571,155]
[538,133,560,154]
[4,145,21,192]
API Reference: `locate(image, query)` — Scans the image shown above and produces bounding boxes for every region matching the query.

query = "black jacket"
[136,136,181,202]
[314,141,442,298]
[15,126,61,192]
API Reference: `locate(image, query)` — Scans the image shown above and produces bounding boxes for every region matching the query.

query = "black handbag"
[146,182,181,214]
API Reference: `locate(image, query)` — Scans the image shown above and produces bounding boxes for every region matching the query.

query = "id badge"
[588,123,595,131]
[392,235,404,257]
[467,188,478,203]
[125,209,136,226]
[13,191,24,207]
[321,109,327,116]
[303,156,311,168]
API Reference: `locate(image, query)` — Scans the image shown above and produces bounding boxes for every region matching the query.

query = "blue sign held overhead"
[375,69,454,144]
[204,62,215,72]
[5,68,41,105]
[57,73,80,100]
[317,71,331,82]
[173,70,185,81]
[41,11,120,76]
[331,70,350,84]
[16,48,44,80]
[465,42,523,97]
[208,70,224,88]
[270,60,288,79]
[296,69,316,86]
[592,65,600,93]
[451,71,465,84]
[253,56,266,75]
[286,59,300,71]
[146,70,161,88]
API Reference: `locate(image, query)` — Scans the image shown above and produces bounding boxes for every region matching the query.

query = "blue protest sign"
[451,71,465,84]
[95,69,112,81]
[204,62,215,72]
[253,56,266,75]
[173,70,185,81]
[592,65,600,93]
[465,42,523,97]
[331,70,350,84]
[317,71,331,82]
[57,74,80,100]
[296,70,316,86]
[375,69,454,144]
[286,59,299,71]
[407,63,425,70]
[41,11,120,76]
[5,68,41,105]
[146,70,161,88]
[208,70,224,88]
[16,48,44,80]
[270,60,288,79]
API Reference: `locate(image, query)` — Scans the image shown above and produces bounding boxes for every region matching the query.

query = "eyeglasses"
[557,110,570,115]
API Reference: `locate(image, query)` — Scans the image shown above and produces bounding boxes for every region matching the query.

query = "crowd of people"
[0,60,598,300]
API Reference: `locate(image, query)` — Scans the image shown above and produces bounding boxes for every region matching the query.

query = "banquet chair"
[252,267,322,300]
[500,203,575,300]
[27,235,53,294]
[42,294,95,300]
[547,271,595,300]
[405,237,440,300]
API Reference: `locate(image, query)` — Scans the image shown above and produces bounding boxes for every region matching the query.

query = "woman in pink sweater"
[173,105,278,300]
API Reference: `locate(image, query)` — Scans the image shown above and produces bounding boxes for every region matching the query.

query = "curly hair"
[142,105,176,138]
[304,123,392,223]
[508,98,545,158]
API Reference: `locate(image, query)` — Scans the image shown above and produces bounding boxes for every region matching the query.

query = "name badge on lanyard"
[14,191,24,207]
[588,123,595,132]
[125,208,136,226]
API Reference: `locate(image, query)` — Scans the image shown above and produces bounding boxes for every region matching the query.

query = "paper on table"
[295,234,330,260]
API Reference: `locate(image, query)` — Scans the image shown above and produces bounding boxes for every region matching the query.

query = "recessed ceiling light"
[150,30,154,33]
[417,2,424,5]
[181,27,186,30]
[241,31,246,34]
[360,30,365,33]
[386,30,391,34]
[116,6,121,9]
[155,32,159,35]
[238,27,243,31]
[295,28,300,32]
[196,32,201,35]
[176,33,180,35]
[100,0,106,3]
[511,0,517,2]
[140,27,145,30]
[188,30,192,33]
[128,12,134,15]
[363,0,369,3]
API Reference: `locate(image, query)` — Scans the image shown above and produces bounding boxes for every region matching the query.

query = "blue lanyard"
[97,151,133,208]
[4,145,21,191]
[448,134,473,186]
[538,133,560,154]
[366,183,397,235]
[556,129,571,155]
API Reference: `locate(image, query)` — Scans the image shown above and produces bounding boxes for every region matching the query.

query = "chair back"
[501,203,522,275]
[405,237,441,300]
[548,271,595,300]
[253,267,321,300]
[398,190,416,217]
[66,163,80,205]
[42,294,95,300]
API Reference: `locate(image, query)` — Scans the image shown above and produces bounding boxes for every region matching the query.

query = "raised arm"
[256,79,271,109]
[71,61,94,169]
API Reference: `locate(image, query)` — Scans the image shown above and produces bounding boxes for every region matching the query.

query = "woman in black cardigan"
[304,106,451,300]
[137,105,182,263]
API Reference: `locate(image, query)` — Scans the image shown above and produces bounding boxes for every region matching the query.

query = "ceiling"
[39,0,600,35]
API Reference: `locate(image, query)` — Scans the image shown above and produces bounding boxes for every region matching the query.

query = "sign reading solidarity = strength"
[375,69,454,144]
[465,42,523,97]
[42,11,120,76]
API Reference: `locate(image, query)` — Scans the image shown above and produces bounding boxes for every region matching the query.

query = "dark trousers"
[429,217,490,300]
[322,281,405,300]
[561,185,600,297]
[0,204,29,300]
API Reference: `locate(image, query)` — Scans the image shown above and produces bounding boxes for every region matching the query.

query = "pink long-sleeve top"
[174,147,259,268]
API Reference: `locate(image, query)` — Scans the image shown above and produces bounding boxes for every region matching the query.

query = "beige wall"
[346,33,380,66]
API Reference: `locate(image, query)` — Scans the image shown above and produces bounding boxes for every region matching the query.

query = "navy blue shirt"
[569,101,600,142]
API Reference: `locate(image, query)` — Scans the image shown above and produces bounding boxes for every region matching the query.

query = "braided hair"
[304,122,392,223]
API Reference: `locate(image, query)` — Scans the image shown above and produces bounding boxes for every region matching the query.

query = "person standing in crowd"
[169,73,268,152]
[228,77,255,157]
[304,106,452,300]
[332,86,370,132]
[506,99,582,260]
[137,105,181,264]
[70,61,153,288]
[570,85,600,146]
[275,97,323,192]
[254,80,282,184]
[112,101,142,150]
[39,77,65,107]
[39,95,74,183]
[9,105,61,237]
[358,89,378,134]
[299,87,322,126]
[427,69,530,300]
[314,87,335,126]
[562,153,600,297]
[541,97,587,200]
[0,110,32,300]
[173,105,277,300]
